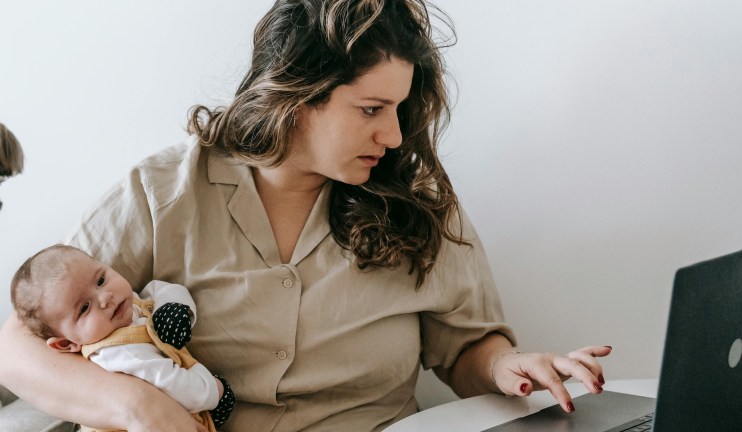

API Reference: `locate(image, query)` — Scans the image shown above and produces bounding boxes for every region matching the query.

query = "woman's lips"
[358,156,380,167]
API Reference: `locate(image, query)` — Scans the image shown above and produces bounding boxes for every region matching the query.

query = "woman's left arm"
[435,332,612,412]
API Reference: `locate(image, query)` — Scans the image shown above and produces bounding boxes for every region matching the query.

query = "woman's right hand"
[122,381,208,432]
[128,416,207,432]
[0,314,206,432]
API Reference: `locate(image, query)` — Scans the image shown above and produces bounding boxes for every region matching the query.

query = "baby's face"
[44,252,134,348]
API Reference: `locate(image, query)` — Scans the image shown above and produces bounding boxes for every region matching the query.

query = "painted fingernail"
[604,345,613,350]
[598,373,605,385]
[594,382,603,392]
[567,401,575,412]
[520,383,528,394]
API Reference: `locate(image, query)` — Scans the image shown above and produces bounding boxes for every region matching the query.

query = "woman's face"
[289,56,414,186]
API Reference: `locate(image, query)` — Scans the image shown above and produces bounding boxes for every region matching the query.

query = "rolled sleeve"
[420,210,517,370]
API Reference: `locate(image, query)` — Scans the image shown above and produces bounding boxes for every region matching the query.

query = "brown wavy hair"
[189,0,467,287]
[0,123,24,178]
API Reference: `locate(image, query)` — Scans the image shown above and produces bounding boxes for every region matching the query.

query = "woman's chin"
[335,171,372,186]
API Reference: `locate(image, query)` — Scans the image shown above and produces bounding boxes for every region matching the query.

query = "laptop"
[484,249,742,431]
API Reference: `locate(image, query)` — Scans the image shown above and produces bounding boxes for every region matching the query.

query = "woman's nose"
[375,113,403,149]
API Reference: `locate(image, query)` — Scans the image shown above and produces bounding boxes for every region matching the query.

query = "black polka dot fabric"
[152,302,192,349]
[211,374,236,429]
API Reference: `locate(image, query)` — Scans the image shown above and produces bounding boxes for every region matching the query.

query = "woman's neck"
[251,165,326,264]
[251,164,326,198]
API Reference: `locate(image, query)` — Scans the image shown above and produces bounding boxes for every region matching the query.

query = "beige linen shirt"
[67,137,515,432]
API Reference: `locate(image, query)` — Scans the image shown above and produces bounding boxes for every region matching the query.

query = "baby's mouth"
[112,300,126,320]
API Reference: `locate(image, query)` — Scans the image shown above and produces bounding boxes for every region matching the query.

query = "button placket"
[272,264,300,365]
[280,263,299,289]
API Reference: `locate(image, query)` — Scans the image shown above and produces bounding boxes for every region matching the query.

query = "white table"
[385,379,658,432]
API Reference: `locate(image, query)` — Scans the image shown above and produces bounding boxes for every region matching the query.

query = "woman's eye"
[97,276,105,286]
[362,106,381,116]
[79,302,89,316]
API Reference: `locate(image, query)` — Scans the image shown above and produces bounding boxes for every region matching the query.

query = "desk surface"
[385,379,658,432]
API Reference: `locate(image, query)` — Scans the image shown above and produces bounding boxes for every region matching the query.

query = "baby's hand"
[152,302,192,349]
[210,375,235,429]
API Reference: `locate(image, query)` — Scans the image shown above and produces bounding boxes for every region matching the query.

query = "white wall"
[2,0,742,398]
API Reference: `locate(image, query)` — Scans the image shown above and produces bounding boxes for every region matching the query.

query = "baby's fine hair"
[11,244,89,339]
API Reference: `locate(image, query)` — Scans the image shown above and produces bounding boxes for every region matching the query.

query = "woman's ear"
[46,337,82,353]
[293,105,304,129]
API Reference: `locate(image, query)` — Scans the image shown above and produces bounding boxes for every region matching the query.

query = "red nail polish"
[594,382,603,392]
[567,401,575,412]
[520,383,528,394]
[598,373,605,385]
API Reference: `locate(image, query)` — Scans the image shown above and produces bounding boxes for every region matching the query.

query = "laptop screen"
[653,249,742,430]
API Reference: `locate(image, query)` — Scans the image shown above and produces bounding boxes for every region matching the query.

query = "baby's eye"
[79,302,89,317]
[97,276,105,286]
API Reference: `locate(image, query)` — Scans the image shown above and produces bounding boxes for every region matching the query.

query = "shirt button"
[282,278,294,288]
[276,350,287,360]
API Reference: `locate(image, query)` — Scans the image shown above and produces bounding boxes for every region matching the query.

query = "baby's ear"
[46,337,82,353]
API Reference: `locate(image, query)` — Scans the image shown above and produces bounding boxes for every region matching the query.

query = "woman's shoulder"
[442,205,479,245]
[130,136,211,208]
[425,206,489,283]
[135,136,202,177]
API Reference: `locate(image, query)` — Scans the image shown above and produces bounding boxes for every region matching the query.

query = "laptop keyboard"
[617,413,654,431]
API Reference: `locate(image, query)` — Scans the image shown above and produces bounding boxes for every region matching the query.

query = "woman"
[0,1,610,431]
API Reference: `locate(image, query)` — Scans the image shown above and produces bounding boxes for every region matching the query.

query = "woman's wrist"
[489,348,522,394]
[446,333,516,398]
[114,376,158,429]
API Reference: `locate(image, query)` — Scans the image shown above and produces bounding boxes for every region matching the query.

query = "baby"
[10,244,234,431]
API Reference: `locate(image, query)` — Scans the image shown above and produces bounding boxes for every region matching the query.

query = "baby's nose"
[98,291,113,307]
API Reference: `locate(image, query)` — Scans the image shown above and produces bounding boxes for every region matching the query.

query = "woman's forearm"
[434,332,514,399]
[0,312,145,429]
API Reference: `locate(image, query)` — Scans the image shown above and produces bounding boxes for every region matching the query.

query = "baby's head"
[11,244,134,352]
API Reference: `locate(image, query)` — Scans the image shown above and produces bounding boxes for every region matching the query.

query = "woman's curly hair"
[189,0,467,287]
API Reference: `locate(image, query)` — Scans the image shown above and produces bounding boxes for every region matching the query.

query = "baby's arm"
[91,343,221,413]
[140,280,198,321]
[139,281,234,426]
[0,315,202,431]
[142,281,197,349]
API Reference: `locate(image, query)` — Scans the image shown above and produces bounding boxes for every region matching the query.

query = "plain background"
[2,0,742,407]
